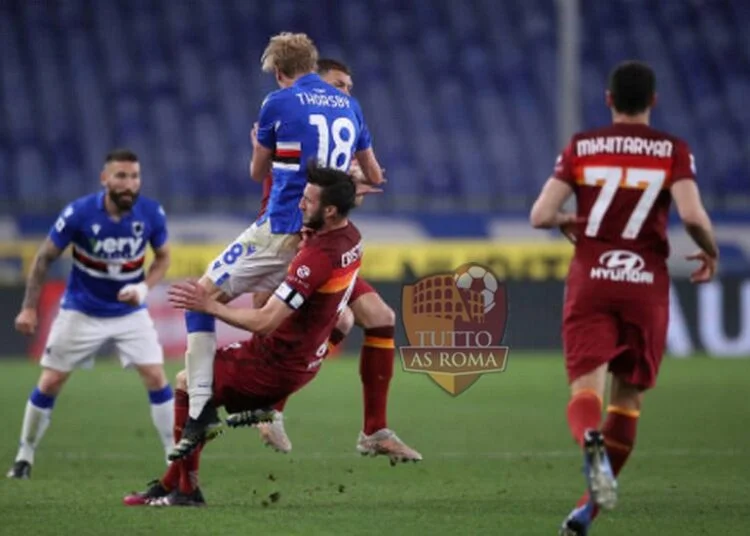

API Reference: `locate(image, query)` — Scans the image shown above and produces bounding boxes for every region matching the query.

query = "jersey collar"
[293,73,321,87]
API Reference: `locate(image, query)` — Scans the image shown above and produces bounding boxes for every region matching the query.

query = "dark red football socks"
[360,326,395,435]
[566,389,603,447]
[602,406,639,475]
[575,405,640,519]
[179,444,203,494]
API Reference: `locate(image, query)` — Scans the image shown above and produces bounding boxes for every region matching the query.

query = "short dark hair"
[608,61,656,115]
[306,162,357,218]
[105,148,139,164]
[317,58,351,76]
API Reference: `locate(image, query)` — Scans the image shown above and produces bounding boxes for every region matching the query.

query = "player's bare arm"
[16,238,63,335]
[353,148,386,187]
[168,280,293,335]
[670,179,719,282]
[145,244,171,288]
[250,122,273,182]
[530,178,579,231]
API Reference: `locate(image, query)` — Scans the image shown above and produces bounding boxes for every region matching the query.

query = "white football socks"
[186,331,216,419]
[15,400,52,464]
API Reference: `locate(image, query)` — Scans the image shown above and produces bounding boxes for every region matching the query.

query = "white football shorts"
[205,218,300,300]
[40,308,164,372]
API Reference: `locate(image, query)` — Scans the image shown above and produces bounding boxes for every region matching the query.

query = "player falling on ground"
[7,149,175,479]
[125,165,366,506]
[530,61,718,535]
[173,32,386,461]
[253,58,421,464]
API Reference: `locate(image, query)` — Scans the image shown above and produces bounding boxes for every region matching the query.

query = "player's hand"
[15,308,38,336]
[686,250,718,284]
[355,182,383,196]
[168,279,212,313]
[349,159,387,187]
[118,282,149,306]
[559,215,585,245]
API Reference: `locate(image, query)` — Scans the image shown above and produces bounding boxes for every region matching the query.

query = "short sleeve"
[353,100,372,152]
[671,140,696,184]
[256,92,280,150]
[552,141,575,185]
[48,203,79,250]
[150,204,168,249]
[274,247,333,310]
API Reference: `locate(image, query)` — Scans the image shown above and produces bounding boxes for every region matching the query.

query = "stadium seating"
[1,0,748,218]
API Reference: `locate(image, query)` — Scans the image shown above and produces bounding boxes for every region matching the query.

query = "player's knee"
[175,369,188,391]
[352,295,395,329]
[137,364,167,391]
[362,302,395,329]
[377,303,396,327]
[609,376,643,411]
[336,307,355,335]
[38,368,69,396]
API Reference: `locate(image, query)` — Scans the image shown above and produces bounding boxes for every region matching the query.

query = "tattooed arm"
[15,239,64,335]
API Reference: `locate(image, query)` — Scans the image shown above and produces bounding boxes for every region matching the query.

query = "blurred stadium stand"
[1,0,749,226]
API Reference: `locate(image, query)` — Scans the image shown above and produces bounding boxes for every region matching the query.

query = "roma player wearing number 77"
[530,61,719,536]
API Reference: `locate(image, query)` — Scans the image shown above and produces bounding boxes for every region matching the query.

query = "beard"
[109,189,139,211]
[303,207,325,231]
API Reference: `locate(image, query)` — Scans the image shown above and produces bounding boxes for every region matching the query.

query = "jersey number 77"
[582,166,666,239]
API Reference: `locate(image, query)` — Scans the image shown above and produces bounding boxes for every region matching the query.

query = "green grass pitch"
[0,354,748,535]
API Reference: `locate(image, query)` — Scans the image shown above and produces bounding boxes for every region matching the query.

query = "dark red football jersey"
[249,222,362,372]
[553,123,696,299]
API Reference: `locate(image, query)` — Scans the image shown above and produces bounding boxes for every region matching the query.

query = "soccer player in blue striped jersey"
[172,33,385,460]
[7,149,175,479]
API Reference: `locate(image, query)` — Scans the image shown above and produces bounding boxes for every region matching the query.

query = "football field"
[0,354,748,535]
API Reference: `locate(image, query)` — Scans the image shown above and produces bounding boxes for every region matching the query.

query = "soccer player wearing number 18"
[530,61,718,535]
[175,32,385,460]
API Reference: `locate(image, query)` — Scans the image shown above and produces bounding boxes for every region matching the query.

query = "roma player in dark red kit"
[253,59,420,464]
[531,61,719,535]
[124,165,371,506]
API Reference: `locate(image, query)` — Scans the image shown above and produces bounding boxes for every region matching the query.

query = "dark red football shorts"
[349,276,375,303]
[563,292,669,390]
[212,339,318,413]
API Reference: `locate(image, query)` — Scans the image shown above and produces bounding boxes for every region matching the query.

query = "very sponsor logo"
[590,250,654,284]
[90,237,144,257]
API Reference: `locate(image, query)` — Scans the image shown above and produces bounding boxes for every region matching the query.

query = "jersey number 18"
[309,114,356,171]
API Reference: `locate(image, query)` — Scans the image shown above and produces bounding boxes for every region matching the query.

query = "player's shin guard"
[185,312,216,419]
[148,385,175,458]
[567,389,603,447]
[360,326,395,435]
[602,405,639,475]
[15,388,55,464]
[179,444,203,494]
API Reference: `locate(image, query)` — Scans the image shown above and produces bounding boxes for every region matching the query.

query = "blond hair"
[261,32,319,78]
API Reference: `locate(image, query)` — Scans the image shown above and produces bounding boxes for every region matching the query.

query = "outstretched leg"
[350,289,421,465]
